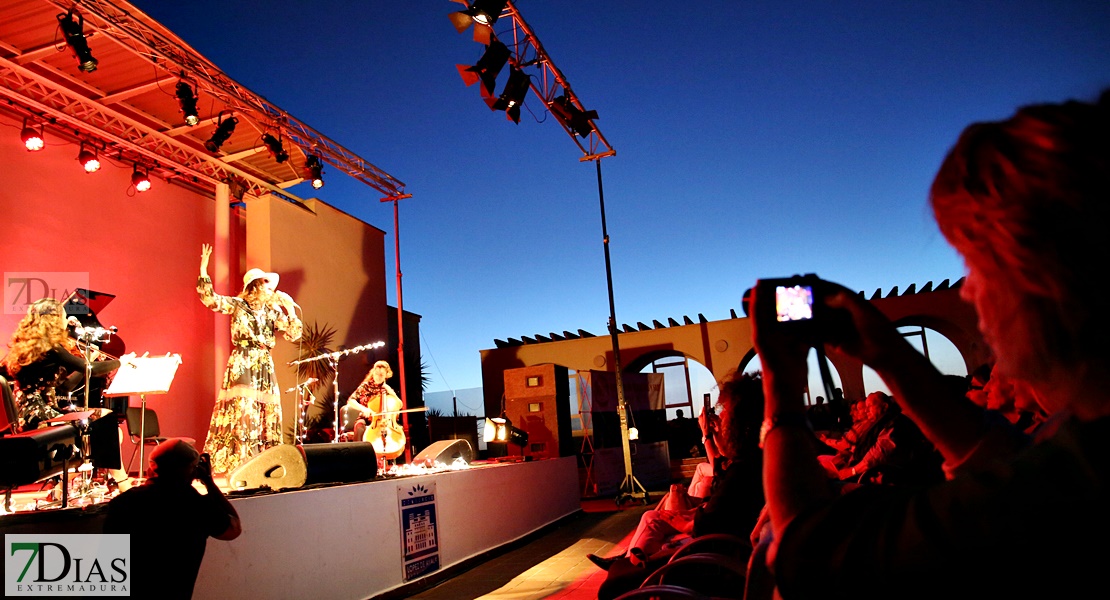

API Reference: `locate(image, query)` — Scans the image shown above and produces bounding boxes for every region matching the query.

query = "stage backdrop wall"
[0,110,391,454]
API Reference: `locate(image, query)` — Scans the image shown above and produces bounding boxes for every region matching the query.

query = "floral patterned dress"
[197,276,303,473]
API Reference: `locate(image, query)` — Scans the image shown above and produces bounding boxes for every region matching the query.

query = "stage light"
[175,81,200,126]
[457,39,510,96]
[205,111,238,152]
[304,154,324,189]
[449,0,508,45]
[77,143,100,173]
[57,9,98,73]
[549,95,598,138]
[131,165,151,192]
[262,133,288,163]
[483,415,528,448]
[489,67,530,123]
[20,119,44,151]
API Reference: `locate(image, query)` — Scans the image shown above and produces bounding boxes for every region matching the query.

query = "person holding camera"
[104,438,241,600]
[749,89,1110,599]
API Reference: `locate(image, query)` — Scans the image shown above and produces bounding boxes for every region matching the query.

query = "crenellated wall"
[479,281,987,414]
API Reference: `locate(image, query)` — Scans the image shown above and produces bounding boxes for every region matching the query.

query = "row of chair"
[613,533,752,600]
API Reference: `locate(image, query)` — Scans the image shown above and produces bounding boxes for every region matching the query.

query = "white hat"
[242,268,279,292]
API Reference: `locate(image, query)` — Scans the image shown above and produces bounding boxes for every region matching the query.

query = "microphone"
[274,290,300,309]
[284,378,318,393]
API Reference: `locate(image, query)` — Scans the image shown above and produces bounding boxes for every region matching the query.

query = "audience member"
[592,371,766,600]
[805,395,834,431]
[750,89,1110,599]
[104,438,241,600]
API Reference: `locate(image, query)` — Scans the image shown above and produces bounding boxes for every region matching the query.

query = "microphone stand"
[289,341,384,444]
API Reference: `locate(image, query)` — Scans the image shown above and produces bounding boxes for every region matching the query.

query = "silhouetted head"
[931,89,1110,381]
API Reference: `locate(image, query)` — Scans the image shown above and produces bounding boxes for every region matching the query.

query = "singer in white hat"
[196,244,303,474]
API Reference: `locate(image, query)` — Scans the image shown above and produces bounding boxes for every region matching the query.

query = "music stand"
[104,354,182,483]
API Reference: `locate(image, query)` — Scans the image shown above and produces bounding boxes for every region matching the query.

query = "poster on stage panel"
[398,481,440,581]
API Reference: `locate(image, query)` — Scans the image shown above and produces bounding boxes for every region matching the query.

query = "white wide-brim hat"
[242,267,279,292]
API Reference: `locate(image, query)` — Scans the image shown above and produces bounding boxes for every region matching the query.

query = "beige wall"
[480,284,988,414]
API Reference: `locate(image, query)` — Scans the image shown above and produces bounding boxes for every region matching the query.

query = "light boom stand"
[589,154,648,506]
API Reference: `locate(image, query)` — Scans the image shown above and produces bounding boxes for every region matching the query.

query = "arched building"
[479,278,989,418]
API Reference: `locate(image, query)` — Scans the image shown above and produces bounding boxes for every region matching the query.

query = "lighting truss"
[11,0,406,202]
[461,0,614,160]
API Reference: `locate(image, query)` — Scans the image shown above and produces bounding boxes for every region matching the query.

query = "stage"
[0,456,581,600]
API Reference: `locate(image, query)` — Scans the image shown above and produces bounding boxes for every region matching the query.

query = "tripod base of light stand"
[615,473,650,506]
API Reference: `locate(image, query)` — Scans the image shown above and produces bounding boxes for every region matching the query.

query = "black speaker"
[0,425,79,486]
[227,442,378,492]
[301,442,377,485]
[413,438,474,466]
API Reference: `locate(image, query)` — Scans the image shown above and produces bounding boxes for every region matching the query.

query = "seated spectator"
[750,89,1110,599]
[590,371,766,600]
[831,392,943,486]
[806,395,835,431]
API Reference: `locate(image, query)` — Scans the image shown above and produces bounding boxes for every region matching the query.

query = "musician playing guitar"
[345,360,405,462]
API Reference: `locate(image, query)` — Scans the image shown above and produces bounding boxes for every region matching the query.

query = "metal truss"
[32,0,406,198]
[0,54,304,203]
[487,1,616,161]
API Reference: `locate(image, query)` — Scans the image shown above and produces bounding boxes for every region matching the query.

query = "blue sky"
[134,1,1109,408]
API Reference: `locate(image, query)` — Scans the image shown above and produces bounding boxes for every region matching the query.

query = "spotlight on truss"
[57,8,97,73]
[457,39,510,97]
[449,0,508,45]
[548,95,598,138]
[262,133,289,163]
[176,81,200,126]
[487,67,530,124]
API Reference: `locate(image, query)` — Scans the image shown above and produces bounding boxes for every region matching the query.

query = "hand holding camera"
[195,452,214,484]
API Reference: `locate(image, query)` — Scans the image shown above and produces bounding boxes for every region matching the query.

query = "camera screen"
[775,284,814,322]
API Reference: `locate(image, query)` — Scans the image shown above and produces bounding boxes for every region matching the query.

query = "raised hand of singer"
[200,243,213,277]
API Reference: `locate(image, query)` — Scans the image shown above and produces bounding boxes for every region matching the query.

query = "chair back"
[0,375,18,435]
[640,553,747,599]
[614,584,710,600]
[669,533,752,563]
[125,406,160,439]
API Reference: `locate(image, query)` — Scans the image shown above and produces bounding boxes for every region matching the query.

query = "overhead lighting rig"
[131,164,151,193]
[20,118,44,151]
[488,67,530,123]
[304,155,324,189]
[449,0,509,44]
[205,111,238,152]
[549,95,598,138]
[57,8,98,73]
[176,81,200,126]
[262,133,289,163]
[77,142,100,173]
[458,39,510,96]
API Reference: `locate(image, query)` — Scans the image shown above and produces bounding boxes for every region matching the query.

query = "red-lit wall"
[0,110,389,462]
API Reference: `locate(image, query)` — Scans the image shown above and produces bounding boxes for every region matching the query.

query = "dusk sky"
[134,1,1109,410]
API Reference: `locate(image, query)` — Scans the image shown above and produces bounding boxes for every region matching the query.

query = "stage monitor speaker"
[302,442,377,486]
[0,425,79,487]
[228,442,378,491]
[227,444,307,491]
[413,439,474,466]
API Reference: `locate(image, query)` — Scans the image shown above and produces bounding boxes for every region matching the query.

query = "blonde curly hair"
[3,298,73,376]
